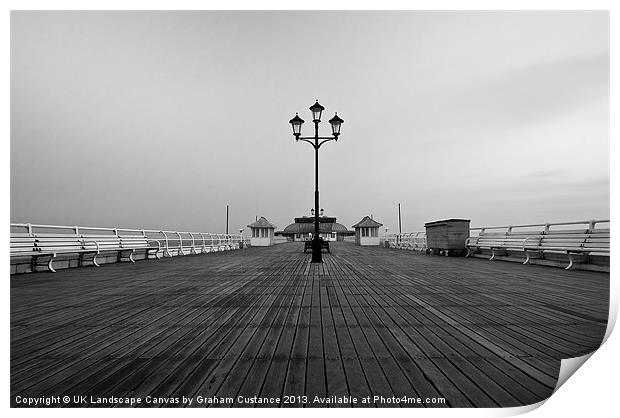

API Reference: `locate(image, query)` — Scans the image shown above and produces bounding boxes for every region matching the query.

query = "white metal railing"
[387,232,427,251]
[10,222,244,258]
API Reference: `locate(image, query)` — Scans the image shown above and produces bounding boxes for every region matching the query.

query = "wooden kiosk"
[353,216,383,246]
[247,217,276,247]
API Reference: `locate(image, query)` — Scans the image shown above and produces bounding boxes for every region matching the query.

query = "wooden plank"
[305,266,327,406]
[320,274,350,407]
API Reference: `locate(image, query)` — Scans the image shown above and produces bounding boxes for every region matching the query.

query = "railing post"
[161,231,170,257]
[189,232,196,254]
[176,232,183,255]
[208,233,215,251]
[200,233,207,253]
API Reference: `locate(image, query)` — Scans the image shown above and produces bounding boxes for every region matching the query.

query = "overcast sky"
[10,11,609,234]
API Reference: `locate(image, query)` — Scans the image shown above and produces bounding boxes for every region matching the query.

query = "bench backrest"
[33,234,86,253]
[119,235,151,248]
[10,233,38,255]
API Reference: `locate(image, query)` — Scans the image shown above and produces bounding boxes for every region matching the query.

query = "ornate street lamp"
[309,100,325,122]
[290,100,344,262]
[289,114,304,140]
[329,114,344,139]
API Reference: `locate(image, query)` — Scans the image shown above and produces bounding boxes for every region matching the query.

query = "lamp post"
[290,100,344,263]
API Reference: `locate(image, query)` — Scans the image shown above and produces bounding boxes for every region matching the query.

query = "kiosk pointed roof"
[352,216,383,228]
[247,216,276,229]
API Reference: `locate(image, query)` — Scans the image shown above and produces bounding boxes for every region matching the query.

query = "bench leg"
[566,254,575,270]
[32,254,57,273]
[78,253,87,267]
[47,257,56,273]
[489,250,496,261]
[523,250,543,265]
[92,254,100,267]
[115,249,136,263]
[565,252,589,270]
[147,249,161,259]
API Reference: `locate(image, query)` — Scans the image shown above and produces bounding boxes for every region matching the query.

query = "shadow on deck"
[11,242,609,408]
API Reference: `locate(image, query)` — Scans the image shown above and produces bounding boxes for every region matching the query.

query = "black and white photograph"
[7,4,615,412]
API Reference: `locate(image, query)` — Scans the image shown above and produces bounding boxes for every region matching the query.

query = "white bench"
[80,234,158,266]
[523,228,610,269]
[11,232,161,272]
[466,232,540,260]
[11,223,245,274]
[466,221,610,271]
[13,234,99,273]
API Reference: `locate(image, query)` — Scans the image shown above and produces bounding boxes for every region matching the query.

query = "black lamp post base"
[311,238,323,263]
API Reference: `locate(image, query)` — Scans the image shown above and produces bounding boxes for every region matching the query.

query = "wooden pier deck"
[11,242,608,408]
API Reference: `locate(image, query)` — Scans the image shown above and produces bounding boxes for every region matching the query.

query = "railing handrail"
[470,219,609,232]
[390,219,609,236]
[10,222,242,241]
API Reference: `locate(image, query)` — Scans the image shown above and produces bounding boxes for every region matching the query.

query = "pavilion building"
[276,215,354,242]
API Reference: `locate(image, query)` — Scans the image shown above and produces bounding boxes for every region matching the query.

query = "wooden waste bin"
[424,219,470,256]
